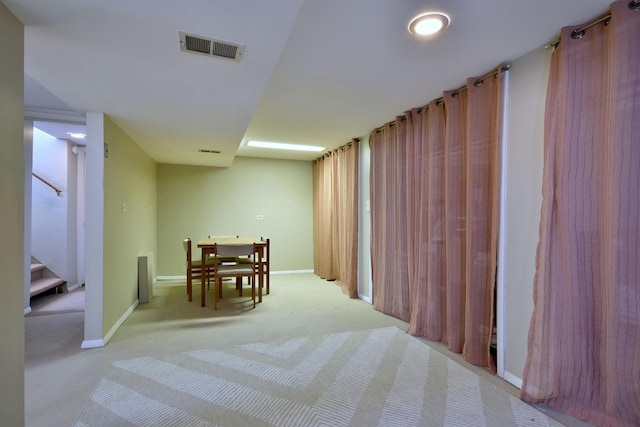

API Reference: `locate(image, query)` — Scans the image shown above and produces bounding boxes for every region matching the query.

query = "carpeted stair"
[30,262,66,297]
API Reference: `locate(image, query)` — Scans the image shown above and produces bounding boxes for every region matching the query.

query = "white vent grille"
[179,31,245,61]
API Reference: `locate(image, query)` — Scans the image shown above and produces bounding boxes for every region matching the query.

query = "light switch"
[122,202,127,212]
[256,214,264,220]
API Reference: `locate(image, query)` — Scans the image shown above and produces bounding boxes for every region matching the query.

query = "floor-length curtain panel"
[406,102,447,341]
[404,109,422,333]
[443,89,468,354]
[370,122,410,321]
[312,143,360,297]
[461,74,502,367]
[370,69,503,367]
[441,75,502,366]
[334,141,359,297]
[313,153,336,280]
[522,2,640,425]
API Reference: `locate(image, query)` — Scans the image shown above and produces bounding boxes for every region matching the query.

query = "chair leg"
[213,277,219,310]
[251,275,255,308]
[187,270,192,302]
[266,267,270,295]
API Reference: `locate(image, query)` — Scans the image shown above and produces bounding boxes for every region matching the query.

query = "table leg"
[214,277,218,310]
[258,247,264,303]
[201,248,206,307]
[266,240,270,295]
[187,269,192,302]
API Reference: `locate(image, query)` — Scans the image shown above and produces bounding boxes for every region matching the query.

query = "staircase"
[30,260,66,297]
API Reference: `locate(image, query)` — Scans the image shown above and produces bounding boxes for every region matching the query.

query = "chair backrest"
[183,238,192,263]
[260,237,270,261]
[215,243,255,258]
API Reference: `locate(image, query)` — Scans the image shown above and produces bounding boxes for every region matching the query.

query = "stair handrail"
[32,172,62,197]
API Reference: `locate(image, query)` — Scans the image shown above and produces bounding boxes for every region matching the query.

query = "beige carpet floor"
[25,274,593,427]
[73,326,564,427]
[28,287,85,315]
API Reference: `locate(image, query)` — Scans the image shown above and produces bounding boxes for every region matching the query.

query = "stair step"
[30,277,65,297]
[31,263,45,273]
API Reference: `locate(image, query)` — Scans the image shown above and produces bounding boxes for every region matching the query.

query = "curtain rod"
[315,138,360,161]
[545,1,640,49]
[374,65,510,133]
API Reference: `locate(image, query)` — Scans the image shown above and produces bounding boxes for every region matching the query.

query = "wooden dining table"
[196,236,266,307]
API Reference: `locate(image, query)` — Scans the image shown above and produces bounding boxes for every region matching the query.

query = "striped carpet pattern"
[73,327,562,427]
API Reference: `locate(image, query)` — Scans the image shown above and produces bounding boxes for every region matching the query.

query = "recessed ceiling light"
[246,141,325,152]
[67,132,86,139]
[408,12,450,37]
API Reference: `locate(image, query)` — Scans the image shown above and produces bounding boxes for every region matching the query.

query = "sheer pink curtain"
[313,141,359,297]
[335,142,359,297]
[461,75,502,367]
[370,121,410,321]
[405,102,447,341]
[313,153,335,280]
[370,68,503,366]
[521,2,640,425]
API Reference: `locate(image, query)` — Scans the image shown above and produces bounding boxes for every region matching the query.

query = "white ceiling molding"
[24,107,86,125]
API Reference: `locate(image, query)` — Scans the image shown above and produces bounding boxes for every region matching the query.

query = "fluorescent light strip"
[246,141,325,152]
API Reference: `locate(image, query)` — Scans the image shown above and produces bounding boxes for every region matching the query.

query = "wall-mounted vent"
[179,31,245,61]
[199,149,221,154]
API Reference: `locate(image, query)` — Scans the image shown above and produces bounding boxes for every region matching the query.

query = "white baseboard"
[156,270,313,282]
[103,299,139,345]
[81,299,139,349]
[81,339,105,349]
[158,271,314,280]
[157,275,184,281]
[358,293,372,304]
[502,370,523,389]
[271,269,313,275]
[67,283,81,292]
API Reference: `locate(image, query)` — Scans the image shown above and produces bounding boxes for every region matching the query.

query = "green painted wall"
[103,116,157,336]
[0,3,25,425]
[157,157,313,276]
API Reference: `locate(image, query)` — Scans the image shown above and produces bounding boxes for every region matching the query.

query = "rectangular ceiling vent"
[179,31,245,62]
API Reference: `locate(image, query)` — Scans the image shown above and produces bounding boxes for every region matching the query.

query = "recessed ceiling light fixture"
[246,141,325,152]
[408,12,450,36]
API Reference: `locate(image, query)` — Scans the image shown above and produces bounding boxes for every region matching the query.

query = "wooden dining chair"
[208,234,244,292]
[207,235,238,262]
[237,237,270,295]
[210,243,260,310]
[182,238,215,302]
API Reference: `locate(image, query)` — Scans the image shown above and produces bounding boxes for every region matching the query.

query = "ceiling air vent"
[198,149,221,154]
[179,31,245,62]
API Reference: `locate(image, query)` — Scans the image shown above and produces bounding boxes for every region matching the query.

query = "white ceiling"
[5,0,611,165]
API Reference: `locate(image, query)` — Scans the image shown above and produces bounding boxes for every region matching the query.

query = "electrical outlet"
[256,214,264,220]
